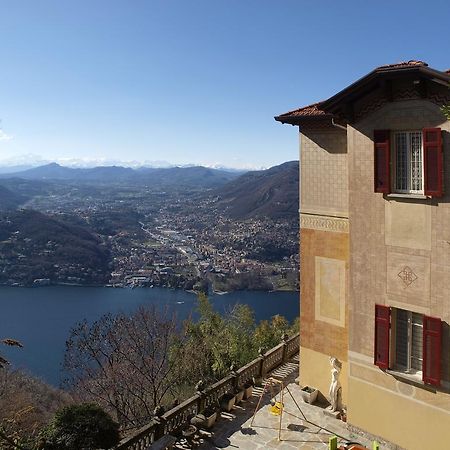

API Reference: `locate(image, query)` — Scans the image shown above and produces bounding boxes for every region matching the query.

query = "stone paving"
[188,357,373,450]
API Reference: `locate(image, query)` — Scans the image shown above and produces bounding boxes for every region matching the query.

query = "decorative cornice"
[300,213,349,233]
[354,89,450,122]
[355,96,388,121]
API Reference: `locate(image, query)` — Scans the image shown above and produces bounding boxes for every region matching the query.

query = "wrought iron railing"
[115,332,299,449]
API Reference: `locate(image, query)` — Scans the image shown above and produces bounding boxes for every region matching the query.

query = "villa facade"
[276,61,450,449]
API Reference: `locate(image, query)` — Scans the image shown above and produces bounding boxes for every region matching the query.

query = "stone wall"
[300,128,348,217]
[347,98,450,449]
[298,124,350,404]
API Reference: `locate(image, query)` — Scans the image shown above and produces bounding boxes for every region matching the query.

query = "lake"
[0,286,299,385]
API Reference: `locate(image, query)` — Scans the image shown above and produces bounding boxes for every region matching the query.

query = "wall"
[347,98,450,449]
[298,126,350,403]
[300,128,348,217]
[348,355,450,450]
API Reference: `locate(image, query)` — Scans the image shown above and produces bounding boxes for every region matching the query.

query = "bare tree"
[63,306,184,429]
[0,369,71,449]
[0,338,23,368]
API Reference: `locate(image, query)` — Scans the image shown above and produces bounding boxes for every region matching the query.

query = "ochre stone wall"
[299,227,349,402]
[301,228,349,360]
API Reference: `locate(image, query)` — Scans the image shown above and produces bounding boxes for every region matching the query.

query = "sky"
[0,0,449,169]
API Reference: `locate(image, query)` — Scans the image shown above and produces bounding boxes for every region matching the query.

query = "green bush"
[180,294,299,384]
[42,403,120,450]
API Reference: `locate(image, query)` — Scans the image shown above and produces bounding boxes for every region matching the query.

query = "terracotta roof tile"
[277,102,328,118]
[376,60,428,70]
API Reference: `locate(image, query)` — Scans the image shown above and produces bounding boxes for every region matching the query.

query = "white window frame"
[392,130,424,194]
[392,308,423,375]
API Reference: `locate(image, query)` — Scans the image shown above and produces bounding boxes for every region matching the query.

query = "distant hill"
[0,163,135,181]
[0,185,27,210]
[138,166,240,188]
[0,209,110,285]
[216,161,299,219]
[0,164,38,174]
[0,163,241,188]
[0,178,53,200]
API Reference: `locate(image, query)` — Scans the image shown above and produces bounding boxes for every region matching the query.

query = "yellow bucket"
[269,401,283,416]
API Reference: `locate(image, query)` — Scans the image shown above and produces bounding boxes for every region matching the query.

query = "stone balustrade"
[115,332,299,449]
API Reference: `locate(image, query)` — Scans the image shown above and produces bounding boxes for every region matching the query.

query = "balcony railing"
[115,332,299,450]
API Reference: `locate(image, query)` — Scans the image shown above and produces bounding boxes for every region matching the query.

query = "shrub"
[43,403,120,450]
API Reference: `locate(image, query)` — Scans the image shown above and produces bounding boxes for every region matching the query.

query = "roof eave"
[274,114,333,126]
[321,66,450,113]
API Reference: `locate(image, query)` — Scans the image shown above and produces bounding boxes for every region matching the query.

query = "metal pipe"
[331,117,347,131]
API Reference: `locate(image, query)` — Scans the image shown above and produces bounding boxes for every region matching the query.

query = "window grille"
[394,308,423,373]
[411,312,423,371]
[393,131,423,193]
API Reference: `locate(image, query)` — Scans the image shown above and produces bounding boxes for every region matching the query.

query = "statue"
[328,357,342,412]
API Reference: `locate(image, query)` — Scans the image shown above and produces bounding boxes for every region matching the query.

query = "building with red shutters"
[276,61,450,449]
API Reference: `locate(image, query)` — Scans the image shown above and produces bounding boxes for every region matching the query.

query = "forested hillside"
[0,209,110,285]
[216,161,299,219]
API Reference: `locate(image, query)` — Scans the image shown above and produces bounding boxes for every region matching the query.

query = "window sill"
[386,369,432,390]
[386,369,450,393]
[386,193,429,200]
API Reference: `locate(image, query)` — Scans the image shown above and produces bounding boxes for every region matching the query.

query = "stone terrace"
[189,356,373,450]
[116,336,375,450]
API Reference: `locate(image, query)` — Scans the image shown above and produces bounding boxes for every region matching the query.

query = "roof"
[275,102,329,120]
[376,60,428,70]
[275,61,450,125]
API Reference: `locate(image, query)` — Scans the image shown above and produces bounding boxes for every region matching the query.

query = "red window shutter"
[374,304,390,369]
[423,128,443,197]
[423,315,442,386]
[374,130,391,193]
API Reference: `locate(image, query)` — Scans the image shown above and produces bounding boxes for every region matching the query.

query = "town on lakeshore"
[0,162,299,292]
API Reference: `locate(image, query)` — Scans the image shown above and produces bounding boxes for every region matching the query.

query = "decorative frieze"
[300,213,349,233]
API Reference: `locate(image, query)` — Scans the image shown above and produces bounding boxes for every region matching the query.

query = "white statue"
[328,357,342,412]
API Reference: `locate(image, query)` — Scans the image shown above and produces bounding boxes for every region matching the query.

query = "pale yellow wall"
[300,129,348,218]
[349,376,450,450]
[300,346,348,405]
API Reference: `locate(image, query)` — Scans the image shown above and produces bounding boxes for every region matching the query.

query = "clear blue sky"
[0,0,448,169]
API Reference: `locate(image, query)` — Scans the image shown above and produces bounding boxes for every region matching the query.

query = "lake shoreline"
[0,282,299,293]
[0,286,299,385]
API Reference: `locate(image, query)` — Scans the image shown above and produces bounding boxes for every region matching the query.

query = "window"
[374,305,442,386]
[394,308,423,373]
[374,128,443,197]
[393,131,423,194]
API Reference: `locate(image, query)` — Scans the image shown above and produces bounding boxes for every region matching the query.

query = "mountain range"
[0,161,299,219]
[0,163,242,188]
